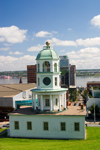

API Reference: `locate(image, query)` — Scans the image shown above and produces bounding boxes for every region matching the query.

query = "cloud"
[0,47,9,51]
[67,28,72,30]
[66,47,100,69]
[76,37,100,46]
[27,44,43,51]
[35,30,57,37]
[3,43,12,46]
[52,31,58,34]
[91,14,100,28]
[0,55,36,71]
[36,31,52,37]
[9,51,13,55]
[9,51,23,55]
[0,26,27,43]
[14,51,23,55]
[47,37,100,47]
[49,38,77,46]
[60,50,65,52]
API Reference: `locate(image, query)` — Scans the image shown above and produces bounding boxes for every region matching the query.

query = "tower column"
[50,95,52,111]
[40,63,42,72]
[59,94,61,111]
[37,94,38,107]
[32,92,33,108]
[51,61,53,72]
[41,95,43,111]
[34,94,36,110]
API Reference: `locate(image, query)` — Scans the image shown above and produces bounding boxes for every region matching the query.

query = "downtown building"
[27,65,36,83]
[59,55,76,88]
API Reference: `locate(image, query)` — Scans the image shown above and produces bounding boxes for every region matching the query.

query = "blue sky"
[1,0,100,71]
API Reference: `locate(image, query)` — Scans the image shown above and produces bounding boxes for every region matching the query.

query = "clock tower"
[31,42,67,112]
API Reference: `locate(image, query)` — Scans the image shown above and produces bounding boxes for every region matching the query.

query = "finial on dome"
[46,41,50,46]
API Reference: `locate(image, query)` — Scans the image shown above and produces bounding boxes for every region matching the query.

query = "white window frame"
[38,64,40,72]
[45,99,50,106]
[54,63,57,72]
[27,122,32,130]
[74,122,80,131]
[55,98,58,106]
[14,121,19,130]
[43,122,49,130]
[61,122,66,131]
[55,77,57,86]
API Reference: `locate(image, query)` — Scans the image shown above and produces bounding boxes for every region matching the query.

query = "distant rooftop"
[87,81,100,84]
[0,83,36,97]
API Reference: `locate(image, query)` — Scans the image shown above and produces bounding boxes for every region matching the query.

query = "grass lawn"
[0,127,100,150]
[0,128,7,133]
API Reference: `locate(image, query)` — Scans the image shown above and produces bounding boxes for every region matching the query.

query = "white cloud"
[91,14,100,28]
[0,47,9,51]
[49,38,77,46]
[0,37,5,42]
[76,37,100,46]
[60,50,65,52]
[36,31,52,37]
[47,37,100,47]
[67,28,72,30]
[3,43,12,46]
[0,55,36,71]
[52,31,58,33]
[14,51,23,55]
[9,51,13,55]
[0,26,27,43]
[9,51,23,55]
[66,47,100,69]
[27,44,43,51]
[35,30,57,38]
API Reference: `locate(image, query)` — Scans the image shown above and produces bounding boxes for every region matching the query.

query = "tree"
[72,90,77,101]
[89,104,99,115]
[82,89,87,99]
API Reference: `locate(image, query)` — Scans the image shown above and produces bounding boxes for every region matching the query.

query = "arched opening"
[43,61,50,72]
[55,77,57,86]
[38,64,40,72]
[54,63,57,72]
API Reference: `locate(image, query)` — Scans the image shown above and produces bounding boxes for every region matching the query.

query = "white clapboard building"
[9,42,86,139]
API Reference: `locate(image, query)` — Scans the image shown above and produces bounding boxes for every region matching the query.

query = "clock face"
[43,77,51,85]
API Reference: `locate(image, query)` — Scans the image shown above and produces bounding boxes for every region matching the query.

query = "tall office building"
[70,65,76,86]
[27,65,36,83]
[59,55,70,88]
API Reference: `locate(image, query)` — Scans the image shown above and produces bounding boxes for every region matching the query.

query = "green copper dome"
[36,45,59,60]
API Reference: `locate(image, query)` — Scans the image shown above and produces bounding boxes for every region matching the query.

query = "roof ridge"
[2,85,22,92]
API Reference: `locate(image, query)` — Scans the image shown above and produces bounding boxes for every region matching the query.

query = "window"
[43,61,50,72]
[74,122,80,131]
[54,63,57,72]
[27,122,32,130]
[45,99,50,106]
[61,122,66,131]
[14,121,19,130]
[43,122,49,130]
[38,64,40,72]
[55,77,57,86]
[55,98,58,106]
[38,78,40,86]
